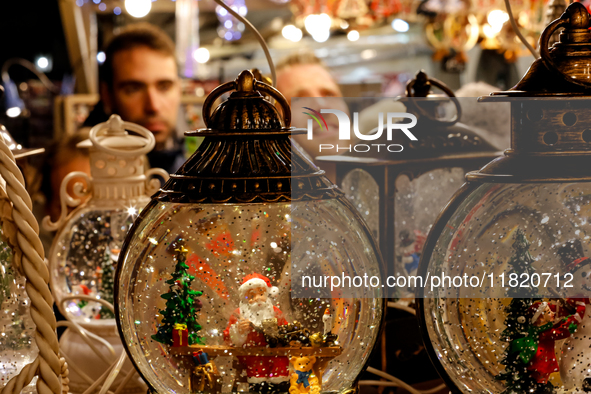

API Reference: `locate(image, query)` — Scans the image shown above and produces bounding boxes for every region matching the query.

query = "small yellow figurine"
[289,356,320,394]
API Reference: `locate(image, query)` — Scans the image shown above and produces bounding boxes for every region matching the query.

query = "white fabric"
[239,278,267,295]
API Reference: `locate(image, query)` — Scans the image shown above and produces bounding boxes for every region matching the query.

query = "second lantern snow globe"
[115,70,384,394]
[417,3,591,394]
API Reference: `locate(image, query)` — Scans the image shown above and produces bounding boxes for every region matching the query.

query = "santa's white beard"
[240,298,275,327]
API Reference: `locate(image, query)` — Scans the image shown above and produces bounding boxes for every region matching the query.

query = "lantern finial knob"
[407,70,431,98]
[199,69,292,130]
[405,70,462,125]
[565,1,590,29]
[236,70,255,93]
[106,114,126,136]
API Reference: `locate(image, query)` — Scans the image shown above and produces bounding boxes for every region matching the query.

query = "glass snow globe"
[43,115,167,393]
[0,122,48,392]
[0,186,37,388]
[417,4,591,394]
[116,70,384,394]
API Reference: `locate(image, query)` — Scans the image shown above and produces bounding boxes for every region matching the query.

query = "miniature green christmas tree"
[98,250,115,319]
[496,229,548,394]
[506,229,538,299]
[152,245,205,346]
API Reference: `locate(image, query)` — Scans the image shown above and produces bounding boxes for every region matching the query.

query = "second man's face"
[276,63,348,158]
[104,46,181,147]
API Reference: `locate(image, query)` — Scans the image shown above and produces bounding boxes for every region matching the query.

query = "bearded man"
[223,274,290,393]
[83,23,185,174]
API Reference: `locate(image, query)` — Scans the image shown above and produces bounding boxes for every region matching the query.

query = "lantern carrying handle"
[202,70,291,129]
[89,114,156,157]
[540,3,591,89]
[405,71,462,126]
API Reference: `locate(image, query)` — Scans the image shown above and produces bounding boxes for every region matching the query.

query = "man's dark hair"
[100,23,176,88]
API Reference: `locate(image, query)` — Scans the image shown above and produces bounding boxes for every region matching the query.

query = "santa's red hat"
[239,273,279,297]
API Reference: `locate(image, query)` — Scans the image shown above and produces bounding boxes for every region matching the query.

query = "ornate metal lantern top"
[400,70,499,158]
[157,70,339,204]
[493,2,591,96]
[472,2,591,182]
[316,70,499,165]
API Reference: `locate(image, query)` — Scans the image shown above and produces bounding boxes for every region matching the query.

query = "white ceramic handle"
[89,115,155,157]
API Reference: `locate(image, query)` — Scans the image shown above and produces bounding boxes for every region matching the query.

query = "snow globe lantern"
[0,149,40,389]
[115,70,384,394]
[417,3,591,394]
[317,71,501,297]
[43,114,167,393]
[0,130,64,392]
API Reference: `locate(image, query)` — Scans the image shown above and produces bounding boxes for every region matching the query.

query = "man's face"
[276,64,348,157]
[103,46,181,147]
[277,63,342,103]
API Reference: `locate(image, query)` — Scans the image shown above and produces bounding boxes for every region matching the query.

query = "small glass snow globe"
[0,188,37,387]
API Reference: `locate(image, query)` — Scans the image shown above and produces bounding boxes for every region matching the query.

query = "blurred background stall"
[1,0,568,150]
[0,0,578,393]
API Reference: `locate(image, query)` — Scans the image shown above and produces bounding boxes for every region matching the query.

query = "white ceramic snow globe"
[43,114,167,393]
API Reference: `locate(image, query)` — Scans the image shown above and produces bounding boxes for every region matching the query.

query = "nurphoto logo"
[303,107,418,153]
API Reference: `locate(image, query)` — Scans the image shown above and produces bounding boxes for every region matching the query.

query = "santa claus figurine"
[223,273,290,393]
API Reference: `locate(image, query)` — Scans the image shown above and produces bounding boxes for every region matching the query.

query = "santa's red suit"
[223,306,290,383]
